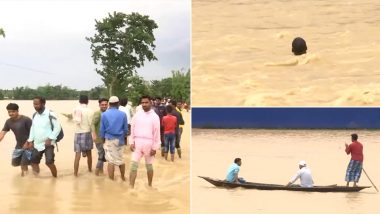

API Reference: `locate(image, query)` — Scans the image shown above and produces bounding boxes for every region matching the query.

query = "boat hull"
[199,176,370,192]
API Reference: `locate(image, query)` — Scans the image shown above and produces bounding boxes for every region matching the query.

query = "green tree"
[1,89,13,99]
[0,28,4,38]
[11,85,79,100]
[150,78,172,98]
[121,75,150,105]
[13,86,37,100]
[171,69,190,103]
[87,85,108,99]
[0,91,4,100]
[86,12,158,97]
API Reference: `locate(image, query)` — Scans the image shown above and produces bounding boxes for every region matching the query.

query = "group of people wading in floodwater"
[0,95,185,188]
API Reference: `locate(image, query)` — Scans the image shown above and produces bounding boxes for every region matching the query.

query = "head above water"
[351,133,358,141]
[140,95,152,112]
[292,37,307,55]
[234,158,242,166]
[6,103,19,119]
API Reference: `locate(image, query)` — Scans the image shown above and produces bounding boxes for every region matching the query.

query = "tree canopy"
[86,12,158,97]
[171,69,190,103]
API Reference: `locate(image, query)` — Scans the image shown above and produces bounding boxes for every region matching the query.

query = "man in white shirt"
[119,98,133,124]
[127,101,134,119]
[73,95,94,176]
[286,160,314,187]
[119,98,134,144]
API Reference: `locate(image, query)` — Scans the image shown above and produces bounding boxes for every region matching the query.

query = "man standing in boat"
[286,160,314,187]
[226,158,245,183]
[345,133,364,187]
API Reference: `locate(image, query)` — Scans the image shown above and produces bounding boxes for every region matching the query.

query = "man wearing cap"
[100,96,128,180]
[345,133,364,187]
[129,95,160,188]
[286,160,314,187]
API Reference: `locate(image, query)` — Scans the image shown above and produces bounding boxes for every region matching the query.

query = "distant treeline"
[0,70,190,105]
[0,85,106,101]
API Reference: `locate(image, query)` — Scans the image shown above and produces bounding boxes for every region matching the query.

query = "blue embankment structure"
[192,108,380,129]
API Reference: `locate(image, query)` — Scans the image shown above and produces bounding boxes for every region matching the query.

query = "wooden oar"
[363,168,379,192]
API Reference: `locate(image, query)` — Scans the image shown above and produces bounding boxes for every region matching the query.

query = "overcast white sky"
[0,0,190,90]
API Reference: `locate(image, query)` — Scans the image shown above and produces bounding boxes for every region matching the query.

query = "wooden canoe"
[199,176,371,192]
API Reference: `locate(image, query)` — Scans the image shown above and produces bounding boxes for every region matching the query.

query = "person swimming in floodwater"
[292,37,307,55]
[265,37,317,66]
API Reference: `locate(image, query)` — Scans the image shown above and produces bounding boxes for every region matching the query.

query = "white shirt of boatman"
[290,166,314,187]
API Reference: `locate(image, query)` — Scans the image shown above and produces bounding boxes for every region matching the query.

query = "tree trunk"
[108,86,112,97]
[108,75,117,97]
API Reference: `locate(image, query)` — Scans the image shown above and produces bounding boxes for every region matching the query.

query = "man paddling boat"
[345,133,364,187]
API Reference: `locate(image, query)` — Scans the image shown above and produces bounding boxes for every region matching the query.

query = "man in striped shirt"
[73,95,94,176]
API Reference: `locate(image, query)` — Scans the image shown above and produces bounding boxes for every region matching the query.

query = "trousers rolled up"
[95,142,105,169]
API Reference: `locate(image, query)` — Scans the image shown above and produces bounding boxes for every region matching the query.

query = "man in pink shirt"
[129,95,160,188]
[345,133,364,187]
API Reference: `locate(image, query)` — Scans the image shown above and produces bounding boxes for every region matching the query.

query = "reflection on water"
[0,101,189,214]
[9,176,58,212]
[192,129,380,214]
[345,192,363,214]
[192,0,380,106]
